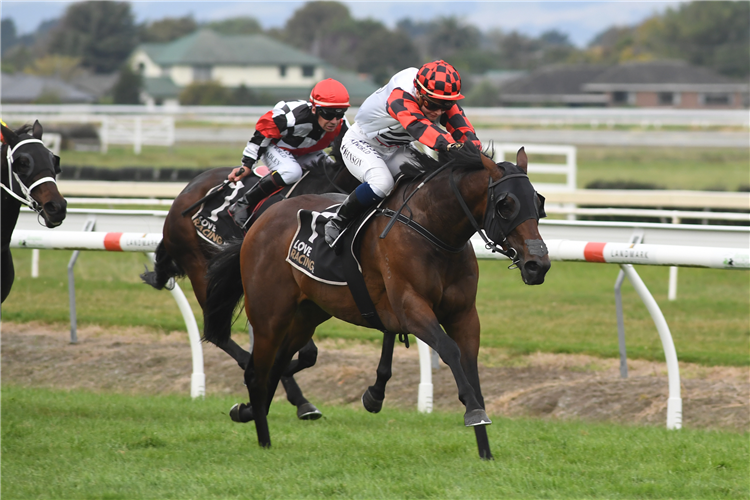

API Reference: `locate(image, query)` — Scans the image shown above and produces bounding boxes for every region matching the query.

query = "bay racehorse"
[141,156,359,419]
[1,120,67,304]
[203,143,550,459]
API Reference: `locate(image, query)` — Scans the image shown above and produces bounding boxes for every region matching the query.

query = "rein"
[322,161,350,194]
[378,158,456,240]
[1,138,58,213]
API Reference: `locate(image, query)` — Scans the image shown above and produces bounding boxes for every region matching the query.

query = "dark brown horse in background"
[142,158,359,419]
[203,144,550,459]
[1,120,67,304]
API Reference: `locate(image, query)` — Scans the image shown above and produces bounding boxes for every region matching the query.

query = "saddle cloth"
[191,181,249,246]
[286,206,376,285]
[190,165,275,246]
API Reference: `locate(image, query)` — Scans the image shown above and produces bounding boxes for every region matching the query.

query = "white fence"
[99,116,175,154]
[3,104,749,127]
[10,215,750,429]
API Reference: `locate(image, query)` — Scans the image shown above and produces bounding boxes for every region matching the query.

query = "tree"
[1,19,18,55]
[426,17,482,61]
[355,28,421,84]
[207,17,263,35]
[23,55,83,81]
[46,1,137,74]
[112,64,143,104]
[658,1,749,78]
[139,16,197,43]
[282,1,352,52]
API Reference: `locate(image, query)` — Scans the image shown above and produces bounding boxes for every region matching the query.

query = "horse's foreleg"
[280,340,322,420]
[362,332,396,413]
[404,307,488,427]
[445,309,493,460]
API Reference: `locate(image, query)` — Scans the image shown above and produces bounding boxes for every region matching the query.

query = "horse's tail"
[140,241,185,290]
[203,238,244,346]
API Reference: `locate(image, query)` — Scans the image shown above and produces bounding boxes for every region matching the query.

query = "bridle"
[378,155,542,268]
[449,168,521,266]
[1,138,59,213]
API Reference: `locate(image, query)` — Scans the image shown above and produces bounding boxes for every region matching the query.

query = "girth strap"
[341,218,409,348]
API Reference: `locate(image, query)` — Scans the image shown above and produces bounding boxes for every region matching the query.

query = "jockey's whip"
[180,167,244,217]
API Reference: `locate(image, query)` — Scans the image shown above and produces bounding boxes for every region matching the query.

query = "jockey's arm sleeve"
[241,110,283,168]
[386,89,456,152]
[440,104,482,149]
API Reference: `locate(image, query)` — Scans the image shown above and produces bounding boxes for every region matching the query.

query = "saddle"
[286,204,402,340]
[190,165,281,246]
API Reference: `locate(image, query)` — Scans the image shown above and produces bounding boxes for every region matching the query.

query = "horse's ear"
[32,120,43,140]
[516,147,528,173]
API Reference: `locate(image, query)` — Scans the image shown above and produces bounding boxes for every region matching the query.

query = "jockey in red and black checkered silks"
[324,60,482,247]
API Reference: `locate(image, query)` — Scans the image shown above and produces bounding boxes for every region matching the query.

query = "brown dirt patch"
[2,321,748,432]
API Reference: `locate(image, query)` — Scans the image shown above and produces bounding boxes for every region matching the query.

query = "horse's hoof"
[229,403,254,423]
[297,402,322,420]
[464,409,492,427]
[362,388,384,413]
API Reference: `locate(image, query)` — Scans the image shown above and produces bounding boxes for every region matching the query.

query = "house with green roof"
[129,29,377,106]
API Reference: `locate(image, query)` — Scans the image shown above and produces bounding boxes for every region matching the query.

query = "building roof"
[143,76,183,100]
[1,72,95,103]
[69,72,119,99]
[138,29,324,67]
[582,60,749,92]
[499,64,609,105]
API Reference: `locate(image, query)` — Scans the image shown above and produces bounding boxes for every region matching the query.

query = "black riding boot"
[324,192,369,247]
[228,171,286,230]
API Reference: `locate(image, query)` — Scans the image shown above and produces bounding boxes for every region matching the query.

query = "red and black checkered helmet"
[414,60,464,101]
[310,78,350,108]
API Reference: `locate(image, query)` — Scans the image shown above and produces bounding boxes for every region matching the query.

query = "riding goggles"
[317,107,348,120]
[420,94,454,112]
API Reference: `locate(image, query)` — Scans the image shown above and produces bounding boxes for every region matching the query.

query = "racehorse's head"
[1,120,67,228]
[481,148,550,285]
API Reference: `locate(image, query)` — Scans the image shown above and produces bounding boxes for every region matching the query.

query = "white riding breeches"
[262,146,330,185]
[339,123,420,198]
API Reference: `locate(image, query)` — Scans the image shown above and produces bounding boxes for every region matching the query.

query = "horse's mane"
[398,141,496,182]
[13,124,33,136]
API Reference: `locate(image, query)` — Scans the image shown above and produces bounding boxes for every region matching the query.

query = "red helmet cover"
[310,78,350,107]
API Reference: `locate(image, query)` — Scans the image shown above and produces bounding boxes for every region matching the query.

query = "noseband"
[1,138,59,213]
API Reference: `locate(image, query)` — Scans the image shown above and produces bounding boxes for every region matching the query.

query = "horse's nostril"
[44,200,67,215]
[524,260,540,274]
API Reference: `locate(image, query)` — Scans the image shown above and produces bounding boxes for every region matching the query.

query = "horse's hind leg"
[280,339,322,420]
[362,332,396,413]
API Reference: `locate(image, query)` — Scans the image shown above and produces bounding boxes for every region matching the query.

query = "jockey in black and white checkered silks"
[227,79,351,230]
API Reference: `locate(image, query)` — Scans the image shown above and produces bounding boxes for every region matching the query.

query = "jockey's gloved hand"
[228,166,249,182]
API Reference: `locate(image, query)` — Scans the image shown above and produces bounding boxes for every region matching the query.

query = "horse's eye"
[495,197,516,220]
[14,154,33,177]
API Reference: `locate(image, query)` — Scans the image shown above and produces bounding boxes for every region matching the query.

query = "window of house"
[193,65,212,82]
[137,62,146,74]
[302,65,315,77]
[658,92,675,105]
[703,93,732,106]
[279,65,287,77]
[612,91,629,104]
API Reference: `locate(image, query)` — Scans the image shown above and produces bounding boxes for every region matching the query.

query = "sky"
[2,0,688,48]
